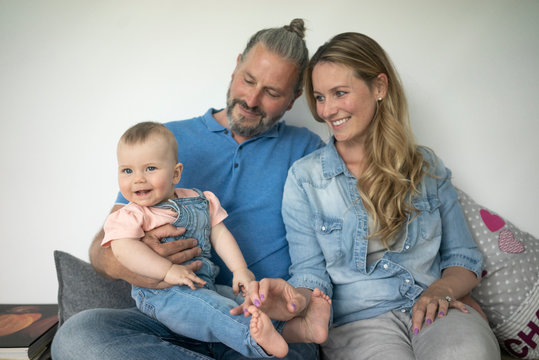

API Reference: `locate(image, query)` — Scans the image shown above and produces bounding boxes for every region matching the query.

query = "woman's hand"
[411,266,480,334]
[411,285,469,334]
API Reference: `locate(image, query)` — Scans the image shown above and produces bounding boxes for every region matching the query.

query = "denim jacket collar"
[321,137,350,179]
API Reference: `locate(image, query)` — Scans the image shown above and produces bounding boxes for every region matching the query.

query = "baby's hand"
[232,268,256,296]
[164,264,206,290]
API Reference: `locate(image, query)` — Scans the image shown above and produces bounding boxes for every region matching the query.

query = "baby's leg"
[249,306,289,358]
[281,288,331,344]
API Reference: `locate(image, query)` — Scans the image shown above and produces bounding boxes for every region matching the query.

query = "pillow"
[456,189,539,359]
[53,250,135,325]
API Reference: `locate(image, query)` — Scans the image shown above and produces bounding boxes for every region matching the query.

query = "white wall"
[1,0,537,303]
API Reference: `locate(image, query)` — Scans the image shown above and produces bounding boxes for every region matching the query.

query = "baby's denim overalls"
[132,189,271,358]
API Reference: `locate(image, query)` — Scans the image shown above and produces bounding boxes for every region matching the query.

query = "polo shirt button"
[234,163,239,168]
[383,264,388,269]
[224,129,229,134]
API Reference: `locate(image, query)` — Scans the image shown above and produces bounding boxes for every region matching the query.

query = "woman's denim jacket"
[283,139,483,326]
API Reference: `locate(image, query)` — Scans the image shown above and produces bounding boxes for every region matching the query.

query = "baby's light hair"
[120,122,178,163]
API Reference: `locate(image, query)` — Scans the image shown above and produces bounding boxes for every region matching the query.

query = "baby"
[102,121,331,358]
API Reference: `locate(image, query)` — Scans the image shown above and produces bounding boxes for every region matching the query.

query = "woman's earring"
[377,97,383,102]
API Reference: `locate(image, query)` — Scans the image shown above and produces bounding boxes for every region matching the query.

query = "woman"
[281,33,500,359]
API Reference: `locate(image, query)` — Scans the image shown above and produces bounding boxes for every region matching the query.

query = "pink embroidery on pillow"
[480,209,506,232]
[498,229,525,254]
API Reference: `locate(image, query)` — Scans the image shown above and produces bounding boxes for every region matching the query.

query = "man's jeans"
[51,306,318,359]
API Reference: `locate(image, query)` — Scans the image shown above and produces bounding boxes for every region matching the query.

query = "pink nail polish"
[426,318,432,325]
[260,294,264,300]
[439,311,445,317]
[414,328,419,335]
[254,299,260,307]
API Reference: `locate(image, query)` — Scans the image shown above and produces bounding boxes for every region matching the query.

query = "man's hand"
[91,207,203,289]
[142,223,203,265]
[230,278,308,321]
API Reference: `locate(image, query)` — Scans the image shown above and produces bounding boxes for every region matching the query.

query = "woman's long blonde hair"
[305,32,429,247]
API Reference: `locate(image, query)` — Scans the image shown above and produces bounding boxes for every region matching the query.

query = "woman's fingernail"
[254,299,260,307]
[414,328,419,335]
[426,318,432,325]
[439,311,445,317]
[260,294,264,300]
[244,308,248,314]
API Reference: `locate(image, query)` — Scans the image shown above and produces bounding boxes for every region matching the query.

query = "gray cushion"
[54,250,135,325]
[457,189,539,359]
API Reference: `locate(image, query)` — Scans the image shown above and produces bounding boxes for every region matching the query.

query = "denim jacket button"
[405,279,410,283]
[321,226,326,231]
[383,264,388,269]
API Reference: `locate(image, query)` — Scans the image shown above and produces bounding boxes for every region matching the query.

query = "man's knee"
[52,309,105,359]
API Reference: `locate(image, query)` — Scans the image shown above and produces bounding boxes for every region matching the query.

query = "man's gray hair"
[242,19,308,95]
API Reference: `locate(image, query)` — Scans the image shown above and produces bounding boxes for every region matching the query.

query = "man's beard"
[226,89,286,138]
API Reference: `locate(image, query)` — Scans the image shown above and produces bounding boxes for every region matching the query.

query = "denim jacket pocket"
[314,214,344,264]
[410,196,442,246]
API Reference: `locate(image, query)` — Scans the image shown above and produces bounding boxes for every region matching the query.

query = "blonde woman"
[280,32,500,359]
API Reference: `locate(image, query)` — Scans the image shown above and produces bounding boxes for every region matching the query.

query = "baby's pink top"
[102,188,227,247]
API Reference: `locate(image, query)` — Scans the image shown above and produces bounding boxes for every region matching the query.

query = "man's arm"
[89,204,203,288]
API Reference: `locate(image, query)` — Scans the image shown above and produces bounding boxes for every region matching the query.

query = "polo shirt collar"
[203,108,226,132]
[321,137,349,179]
[202,108,280,139]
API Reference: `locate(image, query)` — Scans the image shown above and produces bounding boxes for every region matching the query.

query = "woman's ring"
[443,296,452,303]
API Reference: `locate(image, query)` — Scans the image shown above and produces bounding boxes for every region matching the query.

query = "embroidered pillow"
[457,189,539,359]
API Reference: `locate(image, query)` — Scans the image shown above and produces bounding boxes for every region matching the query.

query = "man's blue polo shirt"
[116,108,323,286]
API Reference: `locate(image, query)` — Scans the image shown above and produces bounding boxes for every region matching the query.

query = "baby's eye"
[146,166,157,172]
[122,168,132,174]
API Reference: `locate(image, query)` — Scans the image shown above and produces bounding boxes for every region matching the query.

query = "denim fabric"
[51,306,319,360]
[132,190,270,358]
[283,139,483,326]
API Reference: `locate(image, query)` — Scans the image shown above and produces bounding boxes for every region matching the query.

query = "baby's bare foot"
[249,306,289,358]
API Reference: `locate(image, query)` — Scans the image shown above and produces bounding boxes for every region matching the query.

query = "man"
[52,19,324,360]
